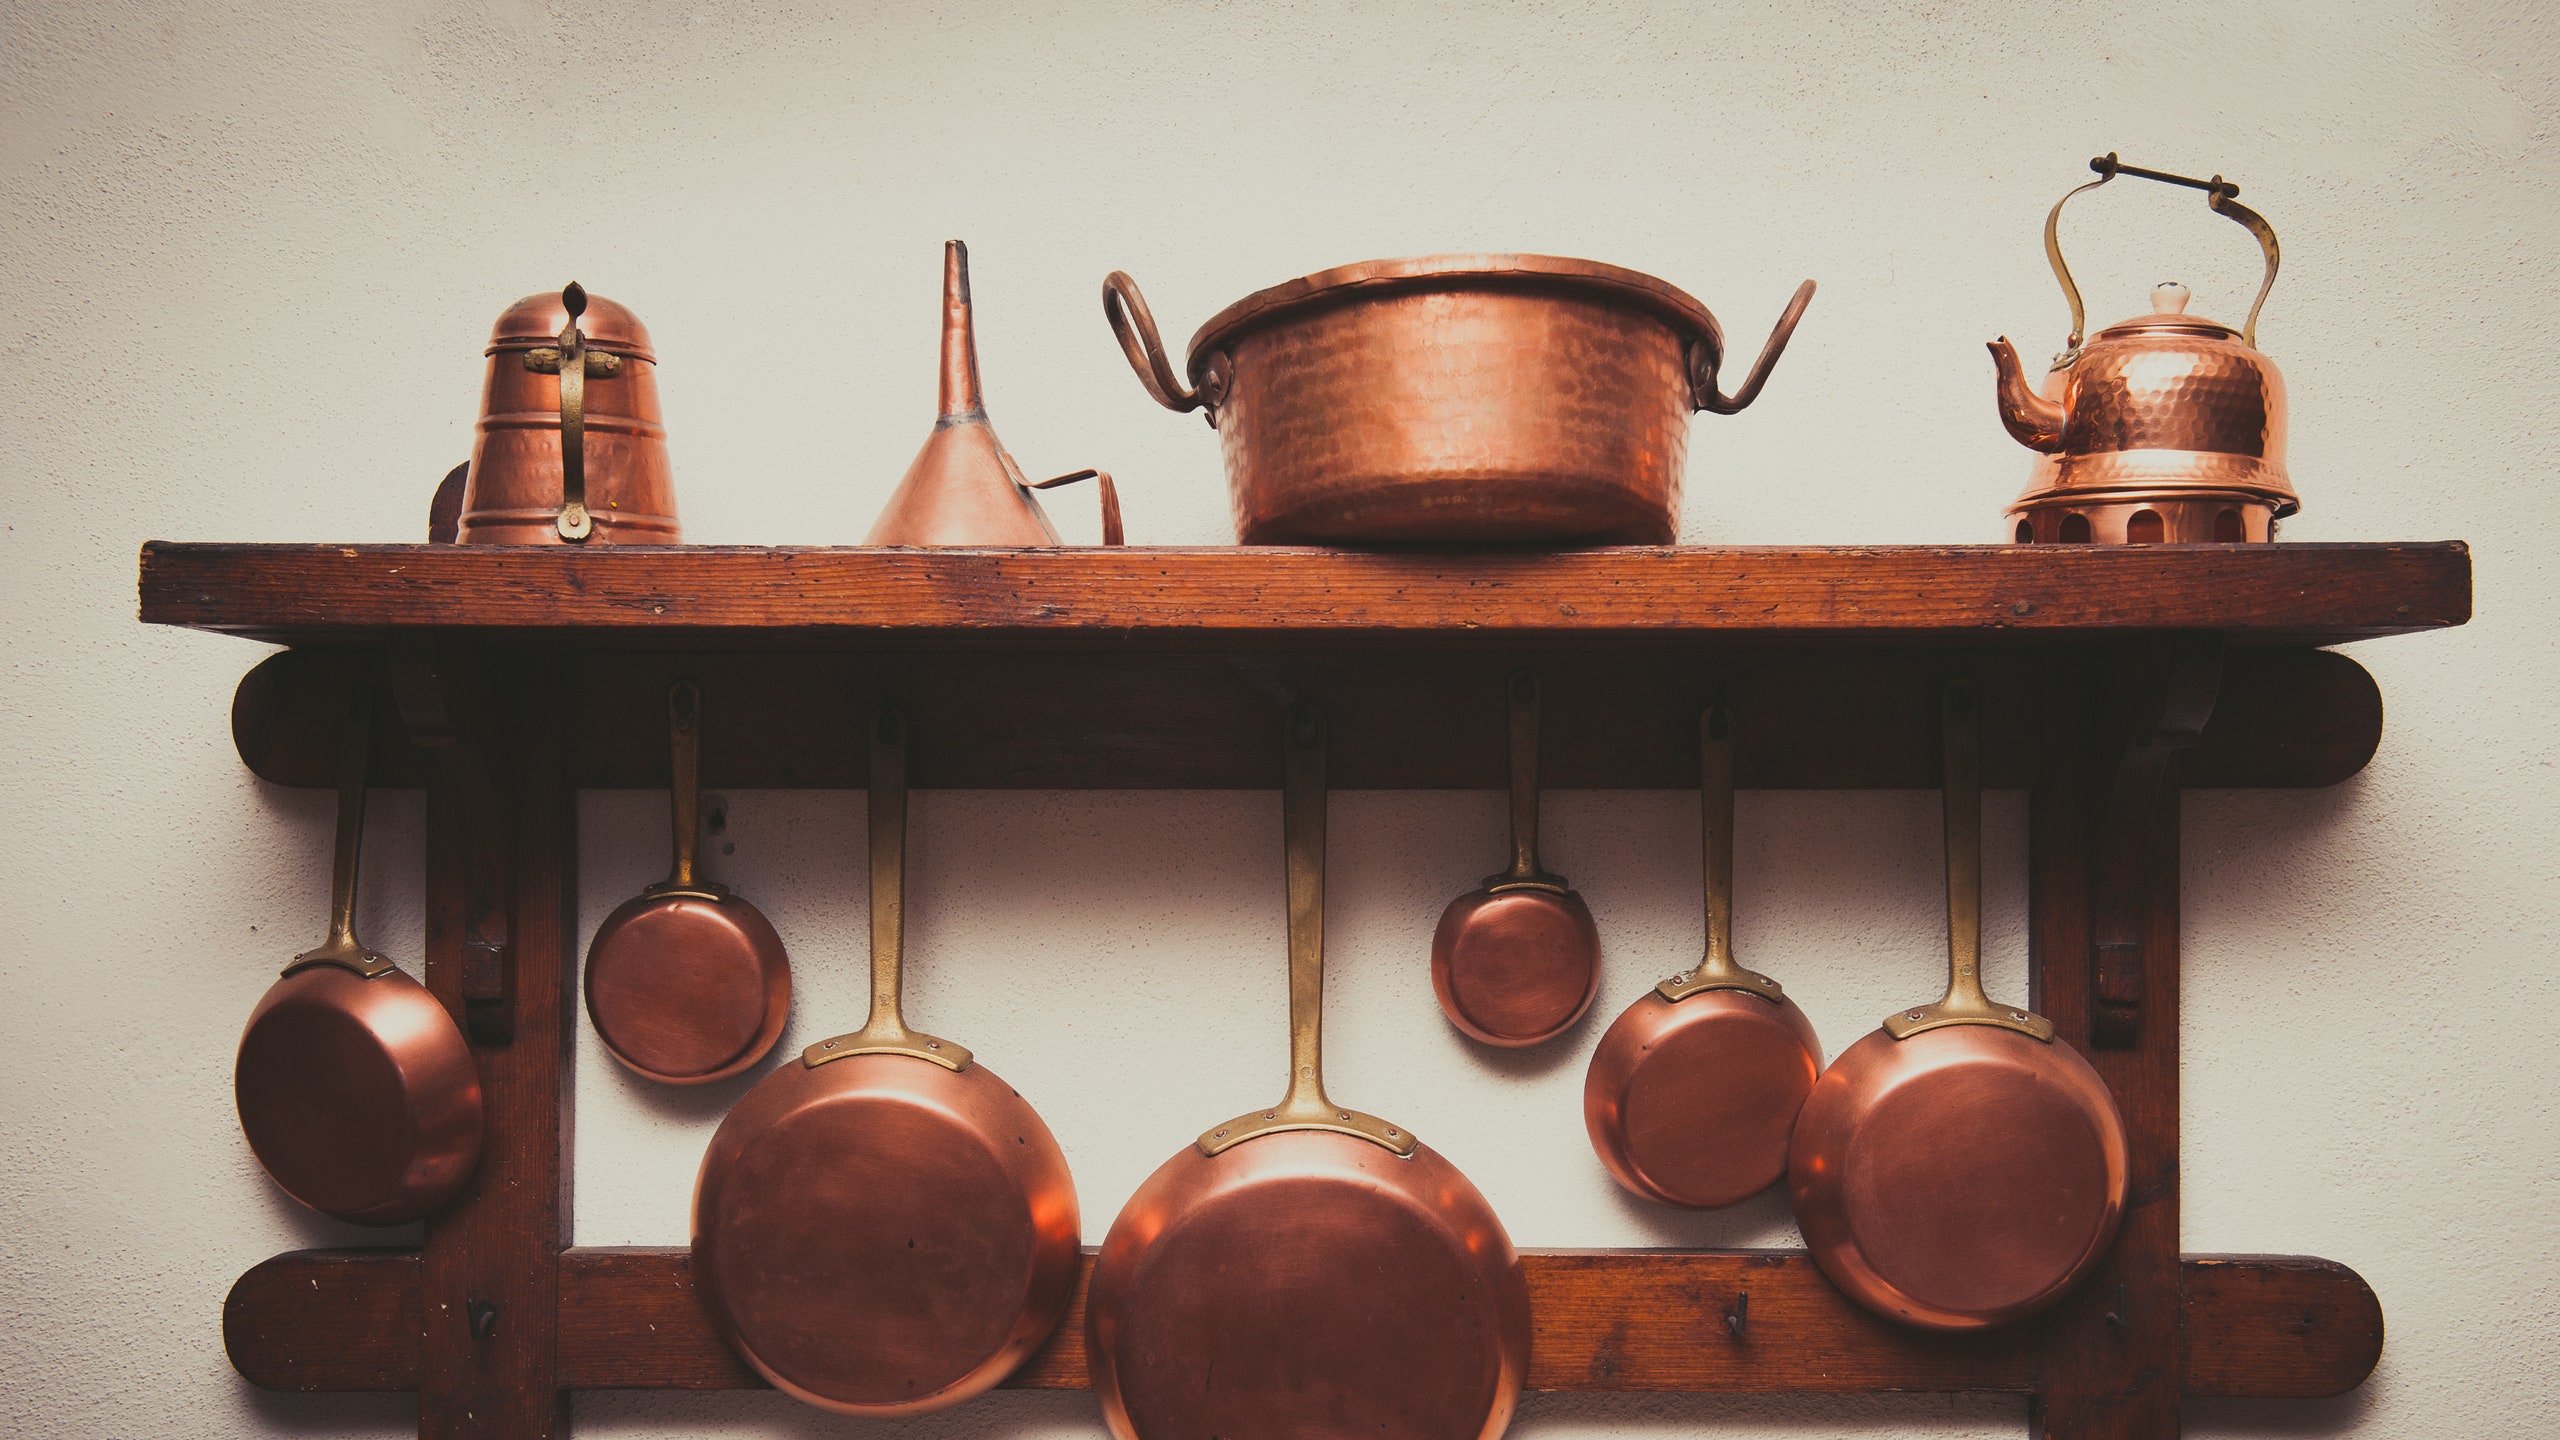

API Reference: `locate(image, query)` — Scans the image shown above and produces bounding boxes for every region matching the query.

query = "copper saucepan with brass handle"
[1104,255,1814,545]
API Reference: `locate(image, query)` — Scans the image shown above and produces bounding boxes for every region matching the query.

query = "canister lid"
[1184,253,1723,376]
[485,288,657,362]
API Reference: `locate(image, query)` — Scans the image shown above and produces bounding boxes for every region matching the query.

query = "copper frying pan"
[585,680,790,1084]
[235,700,482,1225]
[690,706,1079,1414]
[1787,680,2129,1329]
[1087,703,1531,1440]
[1584,703,1822,1207]
[1432,670,1601,1046]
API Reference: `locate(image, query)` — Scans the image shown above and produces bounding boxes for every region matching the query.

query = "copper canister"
[1106,256,1814,546]
[458,283,679,544]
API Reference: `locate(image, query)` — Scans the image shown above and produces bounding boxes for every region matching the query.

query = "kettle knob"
[2151,282,2191,314]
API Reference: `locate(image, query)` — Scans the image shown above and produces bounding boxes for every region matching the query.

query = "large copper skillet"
[235,700,482,1225]
[1788,681,2128,1329]
[584,680,790,1084]
[1087,704,1531,1440]
[1432,670,1601,1047]
[690,708,1079,1414]
[1584,703,1822,1208]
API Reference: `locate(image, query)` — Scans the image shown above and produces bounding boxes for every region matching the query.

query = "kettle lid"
[2092,282,2240,342]
[485,285,657,362]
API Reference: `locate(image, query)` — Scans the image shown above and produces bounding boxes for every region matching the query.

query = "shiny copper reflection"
[1432,887,1600,1046]
[1786,1025,2126,1329]
[585,895,789,1084]
[236,966,483,1225]
[1088,1133,1530,1440]
[1584,988,1819,1208]
[690,1052,1080,1414]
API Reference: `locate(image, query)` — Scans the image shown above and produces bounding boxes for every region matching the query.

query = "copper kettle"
[1991,155,2296,545]
[457,283,680,544]
[866,242,1122,547]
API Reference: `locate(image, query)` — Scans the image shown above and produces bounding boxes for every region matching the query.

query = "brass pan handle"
[1104,272,1213,423]
[1024,468,1127,546]
[2044,152,2282,364]
[1693,279,1816,415]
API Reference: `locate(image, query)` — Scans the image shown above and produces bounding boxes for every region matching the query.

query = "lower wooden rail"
[226,1247,2380,1399]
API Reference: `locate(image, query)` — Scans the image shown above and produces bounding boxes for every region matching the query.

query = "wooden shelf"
[226,1247,2382,1400]
[149,537,2468,1438]
[140,542,2471,648]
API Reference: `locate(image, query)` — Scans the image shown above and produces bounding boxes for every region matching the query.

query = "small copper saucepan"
[585,680,790,1084]
[1584,703,1822,1208]
[691,707,1079,1415]
[1432,670,1600,1047]
[1787,681,2129,1329]
[1087,703,1531,1440]
[234,699,483,1225]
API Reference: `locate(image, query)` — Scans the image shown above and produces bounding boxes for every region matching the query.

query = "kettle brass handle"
[2044,153,2282,364]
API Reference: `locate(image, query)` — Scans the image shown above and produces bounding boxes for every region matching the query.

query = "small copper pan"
[1584,703,1822,1207]
[691,707,1079,1415]
[235,700,482,1225]
[585,680,790,1084]
[1087,704,1531,1440]
[1787,681,2129,1330]
[1432,670,1600,1046]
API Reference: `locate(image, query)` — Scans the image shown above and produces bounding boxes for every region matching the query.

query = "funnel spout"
[1989,338,2066,453]
[940,241,985,422]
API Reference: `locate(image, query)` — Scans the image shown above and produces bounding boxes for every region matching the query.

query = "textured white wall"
[3,1,2552,1435]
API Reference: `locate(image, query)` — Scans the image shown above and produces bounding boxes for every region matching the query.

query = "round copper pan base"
[1088,1131,1529,1440]
[1431,887,1600,1047]
[235,967,483,1226]
[691,1052,1080,1416]
[1583,988,1820,1208]
[585,893,790,1084]
[1787,1025,2127,1330]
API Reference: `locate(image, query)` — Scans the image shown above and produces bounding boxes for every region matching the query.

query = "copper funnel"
[458,282,680,544]
[865,242,1121,547]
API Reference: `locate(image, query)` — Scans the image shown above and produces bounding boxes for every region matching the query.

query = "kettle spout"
[1988,338,2065,453]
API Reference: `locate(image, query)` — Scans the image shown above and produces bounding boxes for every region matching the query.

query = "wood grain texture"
[226,1248,2383,1399]
[139,542,2471,647]
[227,644,2382,793]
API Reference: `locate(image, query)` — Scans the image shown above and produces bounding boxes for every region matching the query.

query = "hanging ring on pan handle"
[2044,153,2282,367]
[1023,468,1126,546]
[1105,271,1224,426]
[1883,681,2053,1042]
[283,695,399,981]
[1196,703,1417,1160]
[1691,279,1816,415]
[1658,701,1788,1004]
[804,705,973,1073]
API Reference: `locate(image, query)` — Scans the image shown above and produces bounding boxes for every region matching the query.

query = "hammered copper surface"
[1786,682,2128,1330]
[584,681,790,1085]
[867,242,1122,547]
[1788,1024,2126,1329]
[1432,671,1599,1046]
[1087,704,1530,1440]
[458,285,679,544]
[690,1052,1080,1413]
[1088,1133,1530,1440]
[1104,255,1812,544]
[585,894,788,1083]
[1583,703,1819,1208]
[236,964,483,1225]
[690,706,1078,1415]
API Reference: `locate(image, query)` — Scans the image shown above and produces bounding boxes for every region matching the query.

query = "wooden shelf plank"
[141,542,2471,648]
[225,1247,2381,1400]
[229,644,2383,792]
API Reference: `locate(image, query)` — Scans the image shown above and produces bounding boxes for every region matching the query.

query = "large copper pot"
[1105,256,1814,545]
[458,282,679,544]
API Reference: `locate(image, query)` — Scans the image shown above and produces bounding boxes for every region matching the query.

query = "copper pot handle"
[2045,153,2283,362]
[1024,468,1126,546]
[1103,272,1210,418]
[1692,279,1817,415]
[519,281,625,542]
